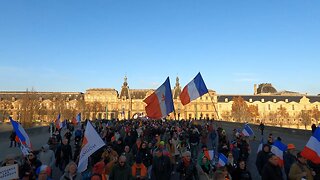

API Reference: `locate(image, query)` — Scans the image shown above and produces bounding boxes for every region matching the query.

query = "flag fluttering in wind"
[180,72,208,106]
[144,77,174,119]
[217,153,228,167]
[242,123,254,137]
[271,140,287,166]
[10,117,32,155]
[78,121,105,172]
[301,126,320,164]
[72,113,81,125]
[204,149,215,160]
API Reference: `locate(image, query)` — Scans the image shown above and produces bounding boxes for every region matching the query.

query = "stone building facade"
[0,78,319,128]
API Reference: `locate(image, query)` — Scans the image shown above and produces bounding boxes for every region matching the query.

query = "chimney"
[254,84,257,95]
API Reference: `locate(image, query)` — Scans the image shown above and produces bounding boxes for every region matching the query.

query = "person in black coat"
[151,149,172,180]
[256,144,271,176]
[261,153,284,180]
[232,159,252,180]
[9,130,16,147]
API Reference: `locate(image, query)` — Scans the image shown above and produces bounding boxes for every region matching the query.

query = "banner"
[0,164,19,180]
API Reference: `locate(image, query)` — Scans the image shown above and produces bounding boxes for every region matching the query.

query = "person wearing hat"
[289,152,315,180]
[284,144,296,179]
[176,151,199,180]
[261,153,283,180]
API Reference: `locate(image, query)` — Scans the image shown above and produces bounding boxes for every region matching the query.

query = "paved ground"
[0,121,311,179]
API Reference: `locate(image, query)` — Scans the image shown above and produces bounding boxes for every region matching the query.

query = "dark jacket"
[232,168,252,180]
[109,163,132,180]
[261,161,284,180]
[152,154,172,180]
[176,160,199,180]
[256,144,271,175]
[283,151,296,176]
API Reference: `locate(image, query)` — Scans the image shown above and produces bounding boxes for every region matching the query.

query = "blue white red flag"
[271,140,287,166]
[301,126,320,164]
[9,117,32,154]
[55,114,62,129]
[180,72,208,105]
[218,153,228,167]
[144,77,174,119]
[242,123,254,136]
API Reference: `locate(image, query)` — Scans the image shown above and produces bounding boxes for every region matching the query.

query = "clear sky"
[0,0,319,95]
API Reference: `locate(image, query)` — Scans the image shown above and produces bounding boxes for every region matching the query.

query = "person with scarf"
[176,151,199,180]
[197,155,213,180]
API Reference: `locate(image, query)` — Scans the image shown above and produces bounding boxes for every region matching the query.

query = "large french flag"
[144,77,174,119]
[271,140,287,166]
[10,117,32,150]
[301,126,320,164]
[180,72,208,105]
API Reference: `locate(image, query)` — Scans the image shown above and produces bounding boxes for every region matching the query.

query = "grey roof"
[217,95,320,103]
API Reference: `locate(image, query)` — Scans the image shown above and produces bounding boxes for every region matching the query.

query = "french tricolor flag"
[10,117,32,154]
[301,126,320,164]
[144,77,174,119]
[55,114,62,129]
[271,140,287,166]
[242,123,254,137]
[180,72,208,106]
[204,149,215,160]
[217,153,228,167]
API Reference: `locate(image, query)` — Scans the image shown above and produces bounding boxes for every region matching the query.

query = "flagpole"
[208,92,220,120]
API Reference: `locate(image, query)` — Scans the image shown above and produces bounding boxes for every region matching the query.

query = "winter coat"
[176,160,199,180]
[109,163,132,180]
[60,172,82,180]
[261,161,284,180]
[288,161,313,180]
[38,144,55,168]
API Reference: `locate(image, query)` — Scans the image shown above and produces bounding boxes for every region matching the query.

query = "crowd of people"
[2,119,320,180]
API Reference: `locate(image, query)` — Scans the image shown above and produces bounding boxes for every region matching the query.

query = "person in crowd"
[122,145,134,167]
[38,144,55,175]
[283,144,296,179]
[197,155,213,180]
[189,129,200,161]
[36,165,52,180]
[261,153,284,180]
[289,152,315,180]
[267,134,273,145]
[131,155,148,180]
[232,159,252,180]
[214,166,232,180]
[226,152,237,176]
[109,155,132,180]
[64,129,72,144]
[1,154,19,167]
[256,144,271,176]
[113,137,125,156]
[259,122,265,136]
[60,161,82,180]
[176,151,199,180]
[55,138,72,172]
[9,130,17,147]
[20,152,42,179]
[151,148,172,180]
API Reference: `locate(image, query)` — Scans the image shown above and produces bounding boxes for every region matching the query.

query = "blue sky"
[0,0,319,95]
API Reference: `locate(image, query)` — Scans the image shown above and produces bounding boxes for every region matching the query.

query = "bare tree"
[0,100,11,122]
[311,107,320,124]
[276,106,289,127]
[248,105,259,123]
[19,89,40,127]
[231,96,250,122]
[300,110,312,130]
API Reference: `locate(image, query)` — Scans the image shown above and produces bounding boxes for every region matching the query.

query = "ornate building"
[0,78,319,128]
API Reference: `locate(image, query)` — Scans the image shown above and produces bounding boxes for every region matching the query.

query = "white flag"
[77,121,105,172]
